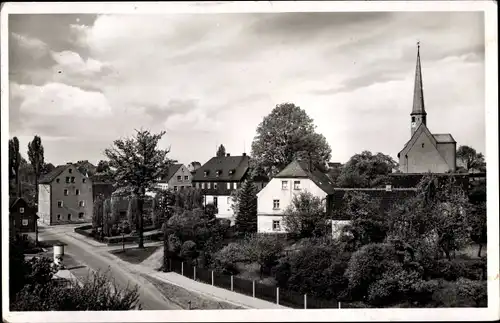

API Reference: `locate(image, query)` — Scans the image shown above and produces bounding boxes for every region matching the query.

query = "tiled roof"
[276,160,336,194]
[433,133,456,143]
[9,197,20,208]
[192,155,250,182]
[39,165,69,184]
[160,163,183,182]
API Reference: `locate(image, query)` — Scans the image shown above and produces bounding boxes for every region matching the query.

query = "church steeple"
[411,42,427,136]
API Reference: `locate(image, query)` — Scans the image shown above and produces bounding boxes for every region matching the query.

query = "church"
[397,44,457,174]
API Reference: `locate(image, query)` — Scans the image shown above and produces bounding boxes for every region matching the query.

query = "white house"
[257,160,335,234]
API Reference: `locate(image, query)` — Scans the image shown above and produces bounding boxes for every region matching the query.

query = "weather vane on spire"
[417,41,420,49]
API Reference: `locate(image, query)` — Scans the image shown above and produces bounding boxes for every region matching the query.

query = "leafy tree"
[111,197,120,226]
[336,151,397,188]
[103,198,112,237]
[469,201,486,257]
[180,240,199,265]
[96,160,111,173]
[230,187,242,216]
[282,191,330,239]
[251,102,332,178]
[28,135,44,245]
[9,137,21,197]
[42,162,56,174]
[213,243,249,275]
[92,194,104,232]
[235,179,258,234]
[456,145,486,172]
[245,234,284,278]
[104,129,174,248]
[216,144,226,157]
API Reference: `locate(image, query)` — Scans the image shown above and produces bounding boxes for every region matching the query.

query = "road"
[37,224,179,310]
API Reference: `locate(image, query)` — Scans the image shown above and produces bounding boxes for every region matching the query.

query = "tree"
[42,162,56,175]
[216,144,226,157]
[9,137,21,197]
[103,198,112,237]
[127,195,138,233]
[245,234,284,278]
[28,135,44,245]
[230,187,242,216]
[104,129,174,248]
[337,151,397,188]
[96,160,111,173]
[92,194,104,232]
[456,145,486,172]
[235,179,258,234]
[251,103,332,178]
[213,242,249,275]
[282,191,330,239]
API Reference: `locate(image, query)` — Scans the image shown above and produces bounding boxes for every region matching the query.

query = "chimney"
[226,153,230,157]
[242,153,247,156]
[66,162,72,165]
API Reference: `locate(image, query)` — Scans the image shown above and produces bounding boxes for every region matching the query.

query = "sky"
[8,11,485,167]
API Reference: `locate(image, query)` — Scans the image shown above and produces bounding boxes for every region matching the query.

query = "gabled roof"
[192,155,250,182]
[39,164,88,184]
[275,160,336,194]
[433,133,456,143]
[10,197,21,208]
[398,123,437,157]
[160,163,184,182]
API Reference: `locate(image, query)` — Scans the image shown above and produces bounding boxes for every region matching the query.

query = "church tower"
[411,42,427,137]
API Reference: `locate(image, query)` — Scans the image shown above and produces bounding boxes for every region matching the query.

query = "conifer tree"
[235,179,258,234]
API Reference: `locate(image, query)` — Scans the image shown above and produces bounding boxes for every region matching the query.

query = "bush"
[431,279,487,307]
[180,240,198,265]
[213,243,247,275]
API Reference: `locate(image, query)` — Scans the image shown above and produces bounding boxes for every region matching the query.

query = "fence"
[168,258,339,309]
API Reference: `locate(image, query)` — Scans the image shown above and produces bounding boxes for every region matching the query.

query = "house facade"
[156,164,192,191]
[192,153,266,222]
[398,44,456,174]
[257,160,335,234]
[9,197,37,235]
[38,163,94,225]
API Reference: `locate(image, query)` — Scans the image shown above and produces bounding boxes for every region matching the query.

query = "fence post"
[276,287,279,305]
[231,275,234,291]
[338,301,341,309]
[252,280,255,298]
[304,294,307,309]
[181,262,184,276]
[193,266,196,280]
[211,270,214,286]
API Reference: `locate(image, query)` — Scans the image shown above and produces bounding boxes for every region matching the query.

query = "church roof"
[433,133,456,143]
[412,42,426,116]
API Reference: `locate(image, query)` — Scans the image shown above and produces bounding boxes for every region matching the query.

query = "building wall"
[168,165,192,191]
[38,184,51,225]
[399,132,451,173]
[11,199,37,233]
[256,177,327,233]
[436,142,457,171]
[257,215,287,233]
[204,194,234,217]
[50,165,94,225]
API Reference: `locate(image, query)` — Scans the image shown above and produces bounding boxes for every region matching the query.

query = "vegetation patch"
[110,246,161,264]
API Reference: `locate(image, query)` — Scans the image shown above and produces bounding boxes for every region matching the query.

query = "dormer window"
[228,169,235,175]
[204,170,209,177]
[216,170,222,177]
[69,168,73,174]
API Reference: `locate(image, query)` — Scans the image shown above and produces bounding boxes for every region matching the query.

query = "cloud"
[164,108,222,134]
[11,33,49,58]
[14,82,112,117]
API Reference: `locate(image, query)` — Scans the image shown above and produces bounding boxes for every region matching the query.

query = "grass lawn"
[110,246,161,264]
[140,274,242,310]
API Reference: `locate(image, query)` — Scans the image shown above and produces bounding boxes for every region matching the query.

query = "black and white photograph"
[1,1,498,322]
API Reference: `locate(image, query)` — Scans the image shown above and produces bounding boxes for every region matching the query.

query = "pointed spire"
[412,41,426,116]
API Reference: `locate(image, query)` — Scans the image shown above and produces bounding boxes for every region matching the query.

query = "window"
[66,177,70,183]
[177,175,182,181]
[78,212,84,219]
[56,178,60,183]
[421,143,425,148]
[79,201,85,207]
[227,197,231,204]
[19,207,25,214]
[207,183,211,189]
[174,186,178,191]
[184,176,189,181]
[22,219,29,226]
[204,171,209,177]
[273,199,280,210]
[82,178,86,183]
[229,169,235,175]
[272,220,281,231]
[216,170,221,177]
[282,181,288,190]
[69,168,73,174]
[214,183,218,189]
[57,214,61,220]
[422,116,426,124]
[64,189,69,196]
[213,197,218,207]
[67,214,71,220]
[58,201,63,208]
[180,186,184,191]
[202,183,206,189]
[411,116,415,122]
[76,189,80,195]
[233,182,237,189]
[294,181,301,190]
[71,177,75,183]
[227,182,231,189]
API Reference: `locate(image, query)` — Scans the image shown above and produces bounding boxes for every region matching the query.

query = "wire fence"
[168,258,341,309]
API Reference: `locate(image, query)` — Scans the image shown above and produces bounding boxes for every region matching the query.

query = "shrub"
[213,243,248,275]
[180,240,198,265]
[431,279,487,307]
